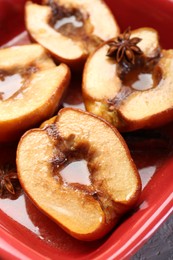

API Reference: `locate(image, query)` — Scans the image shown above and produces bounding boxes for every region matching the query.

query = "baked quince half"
[82,27,173,132]
[25,0,119,69]
[17,108,141,241]
[0,44,70,142]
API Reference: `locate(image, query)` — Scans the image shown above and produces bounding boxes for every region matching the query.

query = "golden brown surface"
[25,0,119,69]
[0,44,71,142]
[82,27,173,131]
[17,108,141,241]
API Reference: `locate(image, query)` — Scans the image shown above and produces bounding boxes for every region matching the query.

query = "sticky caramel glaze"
[108,54,163,109]
[0,65,38,101]
[47,1,103,53]
[42,0,120,39]
[117,50,173,131]
[119,55,162,90]
[0,44,55,103]
[46,123,99,194]
[60,160,91,186]
[48,3,85,34]
[46,124,93,189]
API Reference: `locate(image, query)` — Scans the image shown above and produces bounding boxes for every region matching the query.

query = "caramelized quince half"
[0,44,70,142]
[25,0,120,69]
[82,27,173,132]
[17,107,141,241]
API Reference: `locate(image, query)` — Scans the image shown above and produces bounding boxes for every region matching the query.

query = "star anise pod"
[0,163,18,197]
[106,27,143,64]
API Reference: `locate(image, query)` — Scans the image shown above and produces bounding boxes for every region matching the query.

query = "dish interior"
[0,0,173,259]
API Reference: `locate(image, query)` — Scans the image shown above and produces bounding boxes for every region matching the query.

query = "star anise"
[0,163,18,197]
[106,27,143,64]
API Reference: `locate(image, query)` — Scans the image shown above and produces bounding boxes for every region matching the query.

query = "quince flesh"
[17,108,141,241]
[25,0,119,69]
[82,27,173,132]
[0,44,70,142]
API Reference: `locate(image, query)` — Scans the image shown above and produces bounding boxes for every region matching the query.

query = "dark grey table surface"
[132,213,173,259]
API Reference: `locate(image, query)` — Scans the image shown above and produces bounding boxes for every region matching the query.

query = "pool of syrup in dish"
[0,32,173,256]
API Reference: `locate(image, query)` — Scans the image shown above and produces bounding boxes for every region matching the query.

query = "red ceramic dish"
[0,0,173,259]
